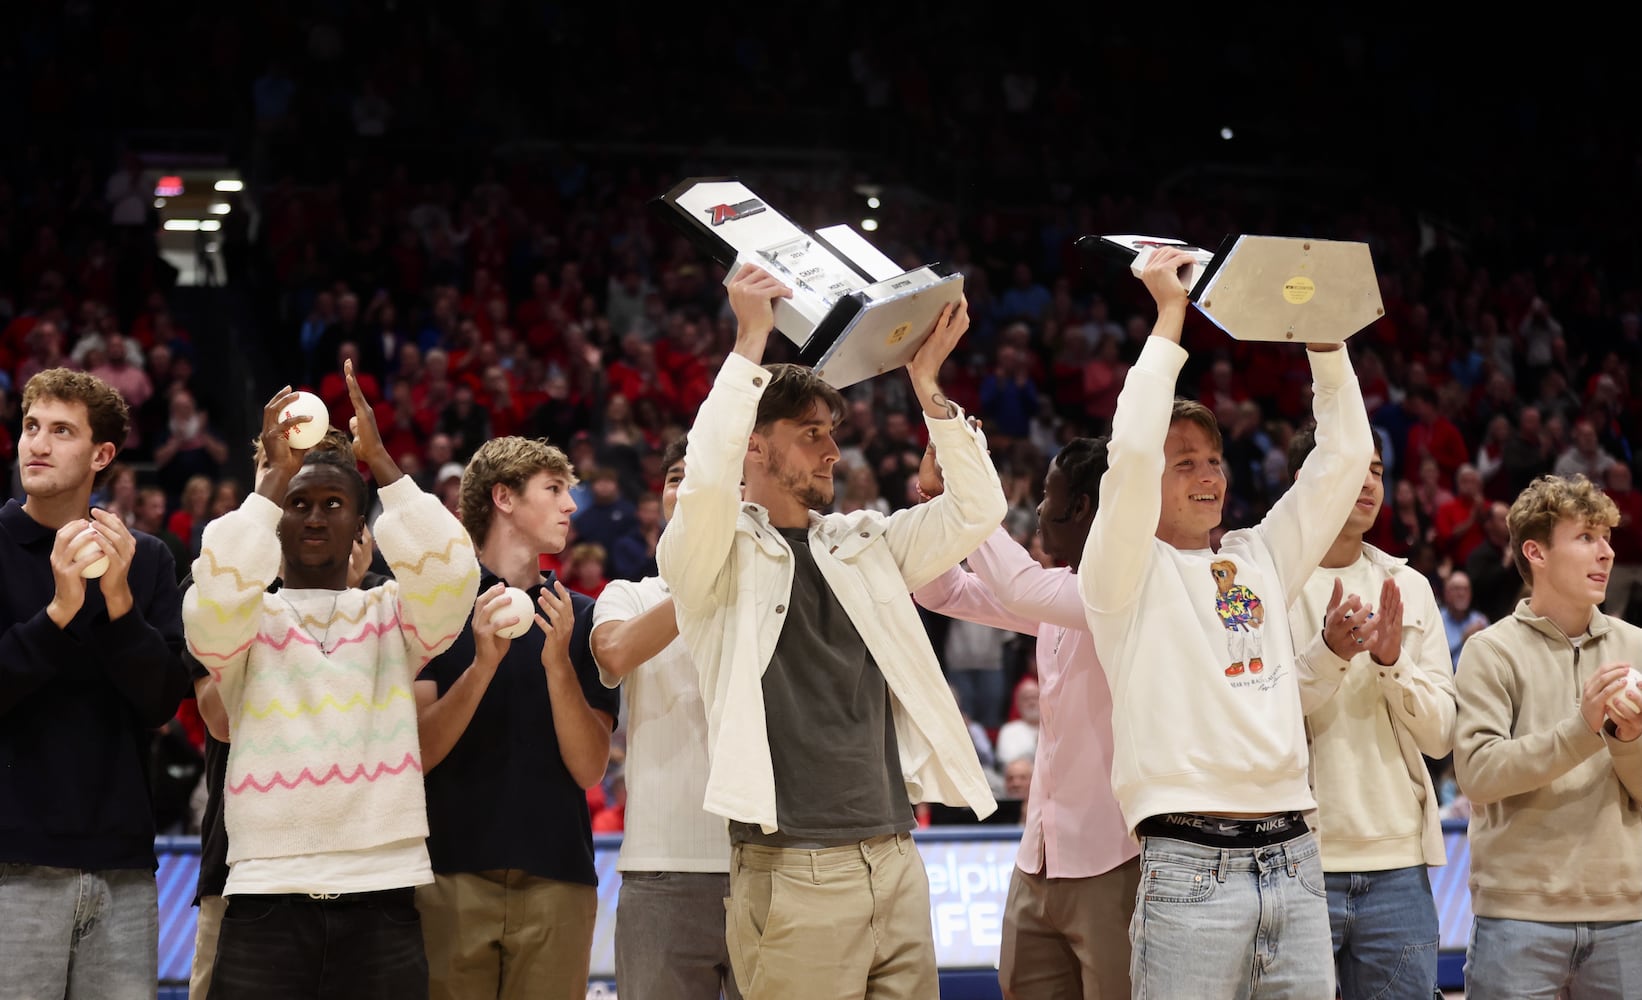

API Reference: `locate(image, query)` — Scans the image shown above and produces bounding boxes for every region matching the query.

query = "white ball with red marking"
[491,587,534,640]
[1608,666,1642,717]
[76,537,110,579]
[281,391,329,450]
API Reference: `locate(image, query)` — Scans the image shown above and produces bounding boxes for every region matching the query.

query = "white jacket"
[659,353,1004,833]
[1293,543,1457,866]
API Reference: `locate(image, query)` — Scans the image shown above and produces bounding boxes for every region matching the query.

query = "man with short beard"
[660,265,1003,999]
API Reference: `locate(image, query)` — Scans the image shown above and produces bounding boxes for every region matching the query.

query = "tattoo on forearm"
[931,392,958,417]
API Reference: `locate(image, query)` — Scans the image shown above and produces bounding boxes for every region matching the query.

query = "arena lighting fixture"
[164,219,203,232]
[1220,126,1235,140]
[199,220,222,232]
[210,203,232,214]
[861,218,879,231]
[214,179,244,192]
[153,198,166,208]
[867,196,881,209]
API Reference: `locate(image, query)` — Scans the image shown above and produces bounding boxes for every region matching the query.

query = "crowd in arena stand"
[4,6,1640,838]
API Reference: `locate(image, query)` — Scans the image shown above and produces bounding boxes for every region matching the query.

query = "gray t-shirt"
[729,526,915,847]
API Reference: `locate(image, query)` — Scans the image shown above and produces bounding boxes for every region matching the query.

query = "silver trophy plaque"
[656,178,965,388]
[1081,234,1383,344]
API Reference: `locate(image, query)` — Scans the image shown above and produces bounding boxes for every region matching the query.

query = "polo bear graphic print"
[1210,560,1265,677]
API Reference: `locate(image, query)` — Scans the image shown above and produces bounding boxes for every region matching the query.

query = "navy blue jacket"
[0,500,190,870]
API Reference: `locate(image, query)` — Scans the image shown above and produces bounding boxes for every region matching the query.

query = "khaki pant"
[726,833,935,1000]
[999,858,1141,1000]
[189,893,227,1000]
[416,870,597,1000]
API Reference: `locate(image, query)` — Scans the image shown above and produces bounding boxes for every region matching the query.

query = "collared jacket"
[659,353,1003,833]
[1294,543,1457,867]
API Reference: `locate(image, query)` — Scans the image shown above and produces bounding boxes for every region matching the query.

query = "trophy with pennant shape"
[1080,234,1383,343]
[655,178,966,388]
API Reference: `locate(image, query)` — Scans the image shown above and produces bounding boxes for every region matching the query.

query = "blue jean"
[1324,866,1438,999]
[0,864,158,1000]
[615,871,741,1000]
[1129,833,1334,1000]
[1466,915,1642,999]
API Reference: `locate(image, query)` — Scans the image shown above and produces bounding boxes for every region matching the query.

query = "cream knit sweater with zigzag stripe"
[184,477,478,863]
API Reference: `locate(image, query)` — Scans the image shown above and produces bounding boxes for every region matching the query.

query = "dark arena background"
[4,4,1636,997]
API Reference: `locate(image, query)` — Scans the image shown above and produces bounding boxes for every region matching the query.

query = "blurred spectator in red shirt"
[1404,385,1468,486]
[563,542,609,599]
[167,474,213,553]
[1082,334,1128,429]
[1435,463,1488,563]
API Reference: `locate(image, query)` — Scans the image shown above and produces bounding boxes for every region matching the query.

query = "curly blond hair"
[1507,475,1620,584]
[459,437,578,547]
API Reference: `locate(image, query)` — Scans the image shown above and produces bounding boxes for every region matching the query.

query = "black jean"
[207,888,427,1000]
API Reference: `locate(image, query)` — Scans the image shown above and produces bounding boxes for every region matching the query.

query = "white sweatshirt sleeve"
[1079,337,1182,615]
[1253,349,1375,608]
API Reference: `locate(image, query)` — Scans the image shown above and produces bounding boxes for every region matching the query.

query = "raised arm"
[184,494,280,689]
[349,364,478,671]
[657,265,789,612]
[1254,351,1374,607]
[879,299,1008,591]
[1080,248,1193,615]
[964,526,1086,630]
[375,477,480,671]
[912,562,1039,637]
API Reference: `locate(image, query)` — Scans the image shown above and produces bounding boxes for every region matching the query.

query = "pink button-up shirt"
[915,527,1137,878]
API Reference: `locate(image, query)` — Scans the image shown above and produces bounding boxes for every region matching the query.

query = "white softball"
[1608,666,1642,717]
[281,391,329,450]
[76,537,110,579]
[491,586,534,640]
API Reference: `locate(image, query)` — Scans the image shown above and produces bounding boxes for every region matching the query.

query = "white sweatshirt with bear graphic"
[1079,337,1373,833]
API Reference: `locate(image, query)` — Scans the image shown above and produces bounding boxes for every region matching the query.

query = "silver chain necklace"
[282,592,344,654]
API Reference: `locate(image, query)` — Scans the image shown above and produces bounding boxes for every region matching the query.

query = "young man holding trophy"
[1078,245,1376,997]
[658,263,1002,999]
